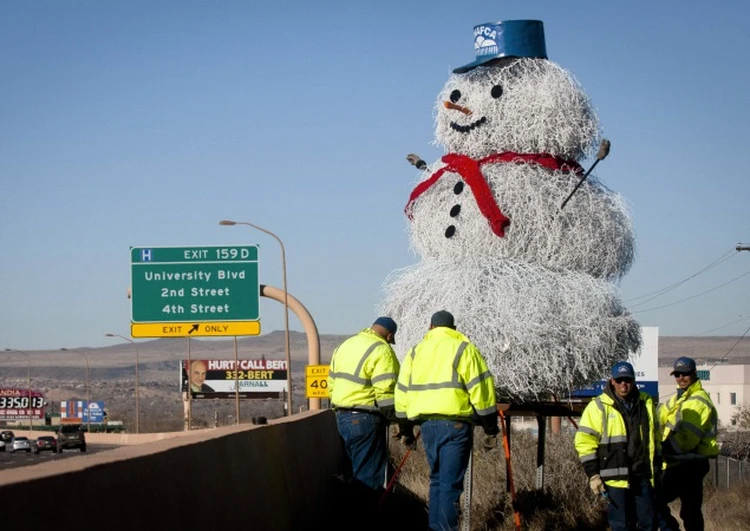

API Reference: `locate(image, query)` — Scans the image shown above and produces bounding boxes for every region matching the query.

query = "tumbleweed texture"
[406,162,635,280]
[379,260,641,399]
[434,58,601,162]
[380,52,641,399]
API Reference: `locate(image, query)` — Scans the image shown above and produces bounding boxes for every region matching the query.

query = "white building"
[658,364,750,429]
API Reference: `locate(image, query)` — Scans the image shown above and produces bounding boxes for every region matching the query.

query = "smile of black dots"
[450,116,487,133]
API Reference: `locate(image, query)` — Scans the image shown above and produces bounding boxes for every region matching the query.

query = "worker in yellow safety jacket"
[395,310,498,531]
[657,356,718,531]
[328,316,400,496]
[574,361,658,531]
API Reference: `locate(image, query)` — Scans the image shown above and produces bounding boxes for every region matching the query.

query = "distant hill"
[659,336,750,366]
[8,332,749,369]
[9,330,349,369]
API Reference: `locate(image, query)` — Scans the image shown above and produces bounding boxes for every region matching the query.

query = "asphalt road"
[0,443,121,470]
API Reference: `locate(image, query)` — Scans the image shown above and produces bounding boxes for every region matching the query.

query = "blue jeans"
[658,459,710,531]
[335,410,387,492]
[421,419,473,531]
[605,477,655,531]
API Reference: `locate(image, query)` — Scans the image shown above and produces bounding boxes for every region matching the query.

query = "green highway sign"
[130,245,260,324]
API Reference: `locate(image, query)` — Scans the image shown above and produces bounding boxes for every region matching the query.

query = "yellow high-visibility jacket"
[660,379,718,467]
[574,389,658,489]
[328,328,400,413]
[395,327,496,421]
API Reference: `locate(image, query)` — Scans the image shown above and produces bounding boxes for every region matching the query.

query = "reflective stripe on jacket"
[327,328,400,412]
[574,390,657,489]
[660,380,718,467]
[394,327,496,421]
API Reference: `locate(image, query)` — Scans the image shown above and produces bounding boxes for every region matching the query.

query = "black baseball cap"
[373,316,397,344]
[430,310,455,328]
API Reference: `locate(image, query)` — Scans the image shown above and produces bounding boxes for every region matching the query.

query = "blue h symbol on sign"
[141,249,153,262]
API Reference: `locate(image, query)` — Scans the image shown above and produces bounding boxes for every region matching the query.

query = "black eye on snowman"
[449,90,461,103]
[491,85,503,99]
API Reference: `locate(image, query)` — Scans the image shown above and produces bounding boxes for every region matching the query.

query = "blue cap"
[671,356,697,376]
[453,20,548,74]
[611,361,635,379]
[372,316,397,344]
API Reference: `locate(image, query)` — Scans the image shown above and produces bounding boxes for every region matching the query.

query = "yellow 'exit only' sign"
[305,365,329,398]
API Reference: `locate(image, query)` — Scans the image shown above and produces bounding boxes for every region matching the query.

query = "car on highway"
[1,430,14,443]
[0,439,5,452]
[56,424,86,452]
[34,436,57,454]
[10,436,32,453]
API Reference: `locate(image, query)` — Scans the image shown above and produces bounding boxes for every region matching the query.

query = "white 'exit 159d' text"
[182,248,252,260]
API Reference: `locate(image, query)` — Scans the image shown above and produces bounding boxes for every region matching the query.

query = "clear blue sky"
[2,1,749,350]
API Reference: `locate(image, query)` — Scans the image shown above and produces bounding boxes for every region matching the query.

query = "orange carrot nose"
[443,101,472,115]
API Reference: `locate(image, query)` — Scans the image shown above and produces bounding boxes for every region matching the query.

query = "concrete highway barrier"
[0,409,345,529]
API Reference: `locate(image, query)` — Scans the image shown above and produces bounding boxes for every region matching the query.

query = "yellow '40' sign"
[305,365,329,398]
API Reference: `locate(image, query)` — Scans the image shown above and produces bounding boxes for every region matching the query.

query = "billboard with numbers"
[180,358,288,400]
[0,388,45,420]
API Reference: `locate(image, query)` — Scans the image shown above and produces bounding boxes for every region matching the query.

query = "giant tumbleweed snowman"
[379,20,641,399]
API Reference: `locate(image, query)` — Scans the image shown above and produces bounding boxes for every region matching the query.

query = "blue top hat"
[453,20,548,74]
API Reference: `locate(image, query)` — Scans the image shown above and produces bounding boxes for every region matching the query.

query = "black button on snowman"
[381,20,640,399]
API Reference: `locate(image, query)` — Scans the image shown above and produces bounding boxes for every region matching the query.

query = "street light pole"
[234,335,240,424]
[4,349,32,434]
[60,348,91,434]
[105,333,140,434]
[219,219,293,416]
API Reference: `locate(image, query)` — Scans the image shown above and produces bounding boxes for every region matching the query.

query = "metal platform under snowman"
[497,395,593,492]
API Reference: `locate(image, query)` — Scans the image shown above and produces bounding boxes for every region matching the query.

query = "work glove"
[394,419,415,439]
[476,411,500,437]
[483,424,500,437]
[397,423,417,450]
[589,474,606,496]
[481,433,498,451]
[401,434,417,450]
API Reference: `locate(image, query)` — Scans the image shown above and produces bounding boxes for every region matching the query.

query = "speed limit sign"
[305,365,330,398]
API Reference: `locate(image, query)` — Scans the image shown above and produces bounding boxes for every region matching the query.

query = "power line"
[631,269,750,314]
[660,320,750,402]
[625,249,736,307]
[704,321,750,371]
[649,245,749,400]
[696,315,750,336]
[697,243,750,367]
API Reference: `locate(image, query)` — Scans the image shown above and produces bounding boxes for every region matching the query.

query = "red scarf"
[404,152,584,238]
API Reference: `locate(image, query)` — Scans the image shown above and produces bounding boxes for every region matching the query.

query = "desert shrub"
[719,432,750,461]
[730,405,750,430]
[720,406,750,459]
[388,425,607,530]
[389,425,750,531]
[701,482,750,531]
